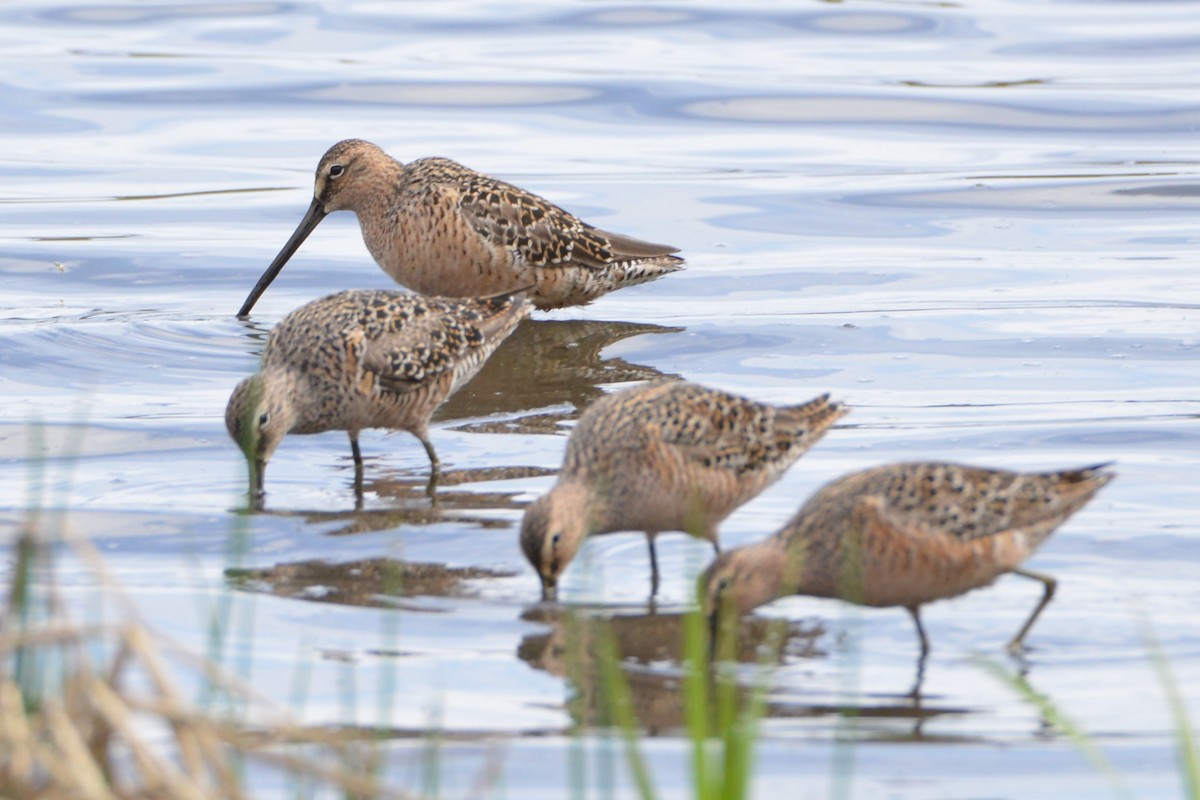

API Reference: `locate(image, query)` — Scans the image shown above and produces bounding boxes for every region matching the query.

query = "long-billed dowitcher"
[225,288,530,506]
[703,461,1115,656]
[236,139,684,316]
[520,381,848,600]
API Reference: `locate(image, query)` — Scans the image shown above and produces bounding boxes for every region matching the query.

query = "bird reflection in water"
[517,604,817,736]
[436,317,684,433]
[242,463,552,533]
[225,555,517,611]
[518,604,974,740]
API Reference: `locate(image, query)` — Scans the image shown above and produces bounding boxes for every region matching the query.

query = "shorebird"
[225,288,530,506]
[520,381,848,600]
[703,461,1115,656]
[236,139,684,316]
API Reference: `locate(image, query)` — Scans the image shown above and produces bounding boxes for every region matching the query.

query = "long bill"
[236,197,328,317]
[249,456,266,511]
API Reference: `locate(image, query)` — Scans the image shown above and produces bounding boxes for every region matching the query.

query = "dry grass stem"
[0,518,428,800]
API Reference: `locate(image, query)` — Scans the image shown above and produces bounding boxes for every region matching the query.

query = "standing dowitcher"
[520,381,848,600]
[225,288,530,506]
[236,139,684,316]
[703,461,1115,656]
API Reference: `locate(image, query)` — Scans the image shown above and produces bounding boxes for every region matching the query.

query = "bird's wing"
[866,464,1111,544]
[453,169,678,269]
[355,294,515,395]
[647,387,778,475]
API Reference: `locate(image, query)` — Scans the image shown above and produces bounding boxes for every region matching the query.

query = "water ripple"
[682,93,1200,133]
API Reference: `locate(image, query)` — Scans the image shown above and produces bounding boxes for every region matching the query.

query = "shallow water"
[2,0,1199,797]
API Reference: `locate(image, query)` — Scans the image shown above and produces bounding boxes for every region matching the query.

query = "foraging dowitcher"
[704,461,1115,656]
[237,139,684,316]
[225,288,530,505]
[520,381,848,600]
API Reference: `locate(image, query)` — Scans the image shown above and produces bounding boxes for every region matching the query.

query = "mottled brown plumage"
[226,288,530,504]
[704,461,1115,655]
[237,139,684,316]
[520,381,848,599]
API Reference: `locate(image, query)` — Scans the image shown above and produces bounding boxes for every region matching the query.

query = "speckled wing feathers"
[412,157,677,270]
[357,292,525,394]
[667,388,840,476]
[842,462,1114,545]
[266,289,524,397]
[624,383,843,477]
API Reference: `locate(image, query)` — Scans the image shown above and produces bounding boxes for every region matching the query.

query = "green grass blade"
[594,620,658,800]
[561,610,589,800]
[721,712,761,800]
[1142,623,1200,799]
[713,604,738,766]
[682,602,713,800]
[979,658,1133,800]
[422,704,444,800]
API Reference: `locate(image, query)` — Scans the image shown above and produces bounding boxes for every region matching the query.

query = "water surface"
[1,1,1198,797]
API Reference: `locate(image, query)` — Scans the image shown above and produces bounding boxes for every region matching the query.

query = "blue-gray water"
[2,1,1198,797]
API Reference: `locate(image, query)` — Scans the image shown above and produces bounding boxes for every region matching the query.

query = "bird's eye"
[328,164,345,178]
[550,532,561,548]
[716,577,730,593]
[258,411,270,427]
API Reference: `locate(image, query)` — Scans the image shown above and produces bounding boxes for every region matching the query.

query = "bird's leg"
[908,651,928,701]
[1007,568,1057,653]
[646,534,660,599]
[349,434,364,499]
[418,434,441,501]
[904,606,931,698]
[906,605,930,659]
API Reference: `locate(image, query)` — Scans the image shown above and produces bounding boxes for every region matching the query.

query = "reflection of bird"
[363,464,556,520]
[704,461,1115,656]
[227,557,517,608]
[241,465,555,534]
[520,381,848,599]
[225,289,529,506]
[516,606,819,735]
[434,318,683,428]
[237,139,684,316]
